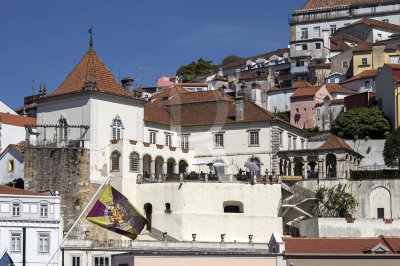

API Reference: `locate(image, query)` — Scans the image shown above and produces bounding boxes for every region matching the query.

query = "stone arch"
[307,156,318,179]
[326,153,337,178]
[178,159,188,174]
[249,156,262,175]
[110,150,121,172]
[212,159,226,175]
[223,201,244,213]
[166,157,176,176]
[155,156,164,178]
[370,187,391,219]
[58,115,68,144]
[142,154,152,178]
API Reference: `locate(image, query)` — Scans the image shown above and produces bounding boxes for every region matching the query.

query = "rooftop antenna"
[31,77,36,96]
[88,24,93,48]
[137,65,151,87]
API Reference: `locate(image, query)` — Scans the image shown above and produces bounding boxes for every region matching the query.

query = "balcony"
[291,66,309,74]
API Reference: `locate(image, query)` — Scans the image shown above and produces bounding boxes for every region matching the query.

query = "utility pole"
[137,65,151,87]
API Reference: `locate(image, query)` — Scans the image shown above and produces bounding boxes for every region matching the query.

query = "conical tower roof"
[49,47,132,98]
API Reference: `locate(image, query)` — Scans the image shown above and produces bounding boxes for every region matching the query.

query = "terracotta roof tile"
[290,86,321,98]
[9,141,25,157]
[325,84,357,94]
[49,48,132,98]
[336,18,400,36]
[330,98,345,104]
[0,184,49,196]
[341,69,379,84]
[0,112,37,127]
[317,135,360,155]
[300,0,395,10]
[283,236,400,254]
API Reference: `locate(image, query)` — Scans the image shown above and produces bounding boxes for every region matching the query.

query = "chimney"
[121,77,134,93]
[235,95,244,121]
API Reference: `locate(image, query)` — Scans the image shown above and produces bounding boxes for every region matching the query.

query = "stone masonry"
[24,147,107,240]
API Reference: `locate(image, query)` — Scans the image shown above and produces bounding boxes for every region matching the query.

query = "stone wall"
[24,147,106,240]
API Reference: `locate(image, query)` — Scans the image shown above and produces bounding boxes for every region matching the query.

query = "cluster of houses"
[1,0,400,266]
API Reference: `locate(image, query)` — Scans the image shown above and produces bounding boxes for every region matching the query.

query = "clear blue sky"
[0,0,306,110]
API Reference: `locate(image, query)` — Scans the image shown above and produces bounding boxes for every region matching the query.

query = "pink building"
[290,83,331,129]
[157,75,178,88]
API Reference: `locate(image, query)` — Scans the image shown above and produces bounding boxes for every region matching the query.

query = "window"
[382,19,389,23]
[330,25,336,35]
[377,208,385,219]
[272,246,276,253]
[314,26,320,38]
[293,137,297,150]
[8,159,15,172]
[112,119,122,140]
[181,135,189,149]
[58,118,68,144]
[279,130,283,146]
[296,108,299,113]
[315,42,321,49]
[302,44,307,50]
[288,136,292,150]
[111,151,121,171]
[317,109,320,115]
[165,134,172,147]
[165,203,171,212]
[40,203,48,217]
[215,133,224,148]
[362,57,368,66]
[223,201,243,213]
[377,33,382,41]
[129,152,139,172]
[11,233,21,252]
[365,81,370,88]
[12,202,20,216]
[344,23,350,26]
[296,60,305,67]
[343,61,348,68]
[301,28,308,39]
[94,256,109,266]
[39,233,49,253]
[301,139,305,149]
[72,256,81,266]
[249,131,259,146]
[149,131,156,144]
[334,78,340,83]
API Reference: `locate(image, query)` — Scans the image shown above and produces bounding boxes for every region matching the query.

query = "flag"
[86,184,147,240]
[0,251,15,266]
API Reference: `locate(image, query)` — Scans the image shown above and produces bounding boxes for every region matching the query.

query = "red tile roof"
[283,236,400,254]
[0,185,49,196]
[292,81,313,89]
[49,48,132,98]
[9,141,25,157]
[353,42,373,52]
[325,84,357,95]
[290,86,321,98]
[317,135,360,156]
[336,18,400,36]
[0,112,37,127]
[386,63,400,81]
[175,83,208,87]
[330,98,345,104]
[341,69,379,84]
[300,0,395,10]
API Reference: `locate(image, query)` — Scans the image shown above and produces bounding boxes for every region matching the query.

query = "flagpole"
[46,175,112,266]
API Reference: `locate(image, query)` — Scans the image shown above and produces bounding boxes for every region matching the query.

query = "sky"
[0,0,307,110]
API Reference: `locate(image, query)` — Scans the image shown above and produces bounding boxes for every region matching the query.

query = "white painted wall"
[0,124,27,153]
[341,77,376,93]
[0,148,24,185]
[267,90,296,113]
[0,101,17,114]
[0,193,61,265]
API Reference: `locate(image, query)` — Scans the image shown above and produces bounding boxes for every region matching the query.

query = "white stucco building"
[0,185,61,265]
[0,142,25,186]
[25,42,309,246]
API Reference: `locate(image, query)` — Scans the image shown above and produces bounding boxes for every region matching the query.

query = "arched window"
[129,152,139,172]
[59,117,68,144]
[223,201,244,213]
[111,151,121,171]
[250,157,261,175]
[112,119,122,140]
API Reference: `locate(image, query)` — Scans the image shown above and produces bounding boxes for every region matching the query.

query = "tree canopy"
[221,55,242,66]
[331,107,390,140]
[383,128,400,169]
[315,184,356,218]
[176,58,218,82]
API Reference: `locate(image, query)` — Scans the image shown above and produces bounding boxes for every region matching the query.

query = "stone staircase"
[280,183,317,222]
[141,226,179,242]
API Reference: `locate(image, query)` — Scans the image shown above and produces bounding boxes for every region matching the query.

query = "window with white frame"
[314,26,320,38]
[11,233,21,252]
[165,134,172,147]
[301,139,305,149]
[12,202,20,216]
[181,135,189,149]
[301,28,308,39]
[335,78,340,83]
[288,135,292,150]
[149,131,157,144]
[38,233,49,253]
[249,131,259,146]
[40,203,48,217]
[94,256,109,266]
[382,19,389,23]
[330,25,336,35]
[279,130,283,147]
[293,137,297,150]
[215,133,224,148]
[129,152,139,172]
[72,256,81,266]
[362,57,368,66]
[112,119,122,140]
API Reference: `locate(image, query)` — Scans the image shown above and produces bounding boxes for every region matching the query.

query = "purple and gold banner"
[86,184,147,240]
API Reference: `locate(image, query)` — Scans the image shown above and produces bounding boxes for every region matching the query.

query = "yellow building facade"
[353,45,400,76]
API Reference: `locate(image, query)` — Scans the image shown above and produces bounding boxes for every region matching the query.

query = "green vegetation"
[331,107,390,140]
[383,128,400,169]
[315,184,356,218]
[276,111,290,123]
[176,58,218,82]
[221,55,242,66]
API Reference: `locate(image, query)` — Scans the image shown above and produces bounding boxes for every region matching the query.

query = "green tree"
[276,111,290,123]
[331,107,390,139]
[221,55,242,66]
[383,128,400,169]
[315,184,356,218]
[176,58,218,82]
